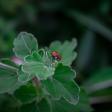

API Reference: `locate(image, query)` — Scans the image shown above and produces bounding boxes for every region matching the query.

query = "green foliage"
[17,69,30,83]
[0,32,81,112]
[0,0,112,111]
[20,102,39,112]
[85,67,112,84]
[0,66,21,94]
[13,32,38,60]
[0,0,25,13]
[14,84,37,104]
[19,88,92,112]
[42,64,80,104]
[50,39,77,66]
[22,51,55,80]
[84,68,112,105]
[84,67,112,93]
[0,94,20,112]
[75,88,93,112]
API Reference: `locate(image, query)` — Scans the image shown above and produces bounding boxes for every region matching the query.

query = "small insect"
[51,51,61,61]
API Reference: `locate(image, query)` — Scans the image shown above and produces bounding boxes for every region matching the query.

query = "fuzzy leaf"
[50,39,77,66]
[13,32,38,59]
[42,64,80,105]
[18,70,31,83]
[0,68,21,94]
[48,89,92,112]
[22,62,54,80]
[24,51,42,62]
[22,51,55,80]
[14,84,37,104]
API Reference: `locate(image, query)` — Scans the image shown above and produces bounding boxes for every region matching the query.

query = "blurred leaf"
[20,102,38,112]
[0,58,19,68]
[50,39,77,66]
[0,94,20,112]
[77,30,96,70]
[0,0,25,13]
[42,64,80,105]
[20,98,51,112]
[14,84,37,104]
[0,38,9,52]
[84,67,112,93]
[13,32,38,60]
[39,0,65,11]
[75,88,93,112]
[0,66,21,94]
[42,88,93,112]
[46,98,75,112]
[18,69,30,83]
[68,11,112,41]
[90,88,112,104]
[91,87,112,97]
[99,0,110,15]
[37,98,51,112]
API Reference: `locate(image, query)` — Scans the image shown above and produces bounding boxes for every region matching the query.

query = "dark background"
[0,0,112,112]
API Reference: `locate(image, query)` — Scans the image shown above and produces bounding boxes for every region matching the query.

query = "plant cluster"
[0,32,91,112]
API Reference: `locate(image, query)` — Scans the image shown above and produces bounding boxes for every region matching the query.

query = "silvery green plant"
[0,32,80,112]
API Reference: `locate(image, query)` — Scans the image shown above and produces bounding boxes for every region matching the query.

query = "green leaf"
[20,102,38,112]
[41,78,62,100]
[20,89,91,112]
[76,30,96,70]
[13,95,92,112]
[43,89,92,112]
[22,62,54,80]
[42,64,80,105]
[22,51,55,80]
[84,67,112,93]
[14,84,37,104]
[21,99,51,112]
[38,97,77,112]
[37,98,51,112]
[75,88,93,112]
[0,94,20,112]
[0,68,21,94]
[90,88,112,104]
[13,32,38,59]
[50,39,77,66]
[50,98,75,112]
[24,51,42,62]
[18,69,31,83]
[36,97,77,112]
[91,88,112,97]
[0,58,19,68]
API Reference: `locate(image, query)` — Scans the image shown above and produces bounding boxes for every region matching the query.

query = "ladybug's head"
[51,51,61,61]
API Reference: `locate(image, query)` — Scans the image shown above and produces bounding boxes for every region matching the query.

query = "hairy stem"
[32,76,40,87]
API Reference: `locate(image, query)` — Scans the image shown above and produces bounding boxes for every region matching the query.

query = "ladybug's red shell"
[51,51,61,61]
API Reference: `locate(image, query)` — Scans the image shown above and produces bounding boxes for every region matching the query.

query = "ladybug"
[51,51,61,61]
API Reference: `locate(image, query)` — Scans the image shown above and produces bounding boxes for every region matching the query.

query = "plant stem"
[0,62,18,72]
[32,76,40,87]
